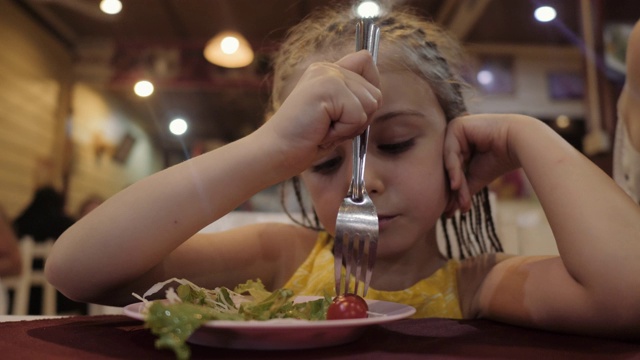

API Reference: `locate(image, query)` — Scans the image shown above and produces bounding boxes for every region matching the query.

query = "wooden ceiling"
[13,0,640,151]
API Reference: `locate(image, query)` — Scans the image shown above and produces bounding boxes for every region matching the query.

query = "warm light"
[100,0,122,15]
[357,1,381,18]
[204,31,254,68]
[134,80,154,97]
[534,6,556,22]
[220,36,240,54]
[556,115,570,129]
[169,118,188,135]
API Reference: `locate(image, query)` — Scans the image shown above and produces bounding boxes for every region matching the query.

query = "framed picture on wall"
[112,133,136,164]
[603,22,633,82]
[547,72,585,100]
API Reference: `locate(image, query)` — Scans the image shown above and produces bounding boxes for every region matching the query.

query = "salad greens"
[133,278,331,360]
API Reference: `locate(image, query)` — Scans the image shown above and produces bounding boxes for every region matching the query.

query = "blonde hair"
[268,4,468,121]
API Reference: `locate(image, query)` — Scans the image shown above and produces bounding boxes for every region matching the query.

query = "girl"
[45,5,640,338]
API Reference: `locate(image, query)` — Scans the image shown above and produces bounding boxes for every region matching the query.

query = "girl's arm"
[45,50,381,305]
[446,114,640,338]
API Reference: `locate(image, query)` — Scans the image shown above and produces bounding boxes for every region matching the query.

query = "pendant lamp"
[203,31,254,68]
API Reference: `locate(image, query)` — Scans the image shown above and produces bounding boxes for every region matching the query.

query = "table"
[1,315,639,359]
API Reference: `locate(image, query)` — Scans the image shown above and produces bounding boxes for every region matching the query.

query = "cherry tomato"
[326,294,368,320]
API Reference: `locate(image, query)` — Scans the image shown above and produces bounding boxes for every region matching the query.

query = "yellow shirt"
[283,232,463,319]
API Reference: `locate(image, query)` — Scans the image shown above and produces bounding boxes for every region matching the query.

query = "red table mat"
[1,315,638,359]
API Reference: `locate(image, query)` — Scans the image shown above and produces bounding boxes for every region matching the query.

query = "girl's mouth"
[377,215,397,230]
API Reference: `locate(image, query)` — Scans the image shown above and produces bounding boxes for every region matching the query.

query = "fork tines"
[335,216,378,296]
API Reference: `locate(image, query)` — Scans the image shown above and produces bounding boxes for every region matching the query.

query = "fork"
[334,19,380,298]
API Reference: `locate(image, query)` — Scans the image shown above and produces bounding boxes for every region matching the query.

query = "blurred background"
[1,0,637,216]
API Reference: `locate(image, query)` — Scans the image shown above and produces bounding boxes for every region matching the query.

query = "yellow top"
[283,232,463,319]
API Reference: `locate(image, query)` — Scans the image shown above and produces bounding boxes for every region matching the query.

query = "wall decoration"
[112,133,136,164]
[603,22,633,82]
[547,72,585,100]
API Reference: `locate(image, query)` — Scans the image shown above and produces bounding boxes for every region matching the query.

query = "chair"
[3,236,57,315]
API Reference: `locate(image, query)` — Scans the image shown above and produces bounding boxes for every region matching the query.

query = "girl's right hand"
[261,50,382,176]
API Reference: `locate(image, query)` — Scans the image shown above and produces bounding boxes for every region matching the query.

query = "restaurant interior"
[0,0,638,318]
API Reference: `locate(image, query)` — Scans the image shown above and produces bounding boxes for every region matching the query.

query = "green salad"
[132,278,331,360]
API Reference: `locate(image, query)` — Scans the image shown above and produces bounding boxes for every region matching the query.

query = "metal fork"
[334,19,380,297]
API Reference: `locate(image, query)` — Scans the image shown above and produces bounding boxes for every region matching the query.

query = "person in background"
[613,19,640,204]
[12,186,83,314]
[13,186,75,242]
[45,4,640,338]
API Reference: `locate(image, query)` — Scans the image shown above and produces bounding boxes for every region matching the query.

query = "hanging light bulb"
[133,80,154,97]
[356,1,381,18]
[100,0,122,15]
[203,31,254,68]
[169,118,188,136]
[534,6,557,22]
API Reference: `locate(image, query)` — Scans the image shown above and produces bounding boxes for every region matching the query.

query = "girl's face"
[300,70,449,258]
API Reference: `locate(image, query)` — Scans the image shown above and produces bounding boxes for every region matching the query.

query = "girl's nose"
[363,159,384,195]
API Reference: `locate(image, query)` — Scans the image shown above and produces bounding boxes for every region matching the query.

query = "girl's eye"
[378,139,415,154]
[311,156,343,174]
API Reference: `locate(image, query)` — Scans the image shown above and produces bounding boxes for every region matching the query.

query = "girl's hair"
[272,3,502,259]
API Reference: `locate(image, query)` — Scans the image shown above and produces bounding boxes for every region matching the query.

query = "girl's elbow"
[44,254,86,303]
[590,293,640,339]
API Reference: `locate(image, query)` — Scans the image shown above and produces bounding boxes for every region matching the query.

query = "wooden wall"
[0,0,73,217]
[0,0,162,220]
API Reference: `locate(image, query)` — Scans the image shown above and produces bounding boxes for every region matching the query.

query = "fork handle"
[350,20,380,201]
[350,129,369,201]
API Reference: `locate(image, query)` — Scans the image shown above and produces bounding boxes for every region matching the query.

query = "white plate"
[124,296,415,350]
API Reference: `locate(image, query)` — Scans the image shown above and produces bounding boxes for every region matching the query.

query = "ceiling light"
[169,118,188,136]
[477,70,494,85]
[356,1,381,18]
[100,0,122,15]
[534,6,557,22]
[220,37,240,54]
[134,80,154,97]
[203,31,254,68]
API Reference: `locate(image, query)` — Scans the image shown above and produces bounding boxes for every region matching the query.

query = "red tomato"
[326,294,369,320]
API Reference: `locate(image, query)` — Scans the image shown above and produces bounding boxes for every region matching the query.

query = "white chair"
[3,236,57,315]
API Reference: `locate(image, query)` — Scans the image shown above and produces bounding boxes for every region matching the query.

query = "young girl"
[45,5,640,338]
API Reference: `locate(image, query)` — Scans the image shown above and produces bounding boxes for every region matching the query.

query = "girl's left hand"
[443,114,529,216]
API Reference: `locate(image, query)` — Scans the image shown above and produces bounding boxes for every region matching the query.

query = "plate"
[124,296,415,350]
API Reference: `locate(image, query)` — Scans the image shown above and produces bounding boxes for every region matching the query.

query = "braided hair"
[271,3,503,259]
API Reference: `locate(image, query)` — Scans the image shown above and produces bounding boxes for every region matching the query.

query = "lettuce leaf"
[137,279,331,359]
